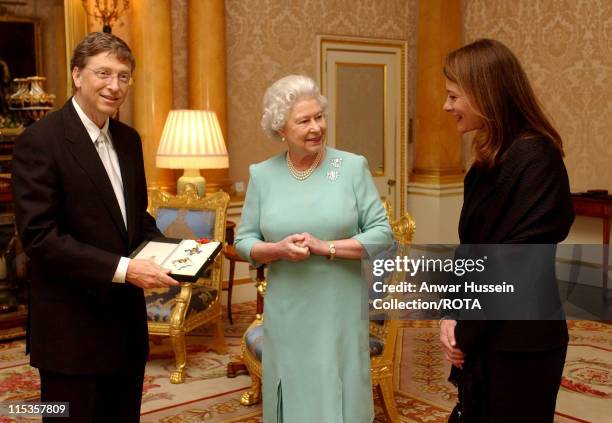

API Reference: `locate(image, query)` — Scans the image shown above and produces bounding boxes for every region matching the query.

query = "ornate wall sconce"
[81,0,130,33]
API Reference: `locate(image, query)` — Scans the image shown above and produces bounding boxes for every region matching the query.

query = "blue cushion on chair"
[244,324,264,361]
[147,203,219,324]
[156,207,216,239]
[369,336,384,357]
[145,285,218,323]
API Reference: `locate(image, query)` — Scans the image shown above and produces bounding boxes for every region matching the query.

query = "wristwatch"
[327,242,336,260]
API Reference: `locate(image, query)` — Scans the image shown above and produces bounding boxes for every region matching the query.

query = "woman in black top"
[439,39,575,422]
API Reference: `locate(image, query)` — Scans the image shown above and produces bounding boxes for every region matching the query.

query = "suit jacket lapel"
[110,120,137,248]
[62,101,128,242]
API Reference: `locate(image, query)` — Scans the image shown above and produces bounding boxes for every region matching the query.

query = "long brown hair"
[444,39,563,169]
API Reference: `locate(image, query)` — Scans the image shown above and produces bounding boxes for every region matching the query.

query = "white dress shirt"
[72,97,130,283]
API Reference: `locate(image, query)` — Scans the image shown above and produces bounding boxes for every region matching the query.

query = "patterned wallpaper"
[225,0,418,185]
[9,2,609,193]
[464,0,612,192]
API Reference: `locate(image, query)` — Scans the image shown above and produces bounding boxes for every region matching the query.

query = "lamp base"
[177,169,206,197]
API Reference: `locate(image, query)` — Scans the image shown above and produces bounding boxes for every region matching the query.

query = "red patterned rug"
[0,303,609,422]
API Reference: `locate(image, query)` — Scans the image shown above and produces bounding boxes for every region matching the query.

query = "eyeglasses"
[85,67,133,87]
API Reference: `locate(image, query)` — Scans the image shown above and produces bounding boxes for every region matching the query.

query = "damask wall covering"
[12,1,607,193]
[464,0,612,192]
[224,0,418,185]
[225,0,611,192]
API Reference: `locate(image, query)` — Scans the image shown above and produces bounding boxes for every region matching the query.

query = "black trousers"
[464,345,567,423]
[39,360,146,423]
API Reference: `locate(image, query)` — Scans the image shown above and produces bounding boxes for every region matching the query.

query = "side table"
[222,220,250,325]
[0,305,27,340]
[571,194,612,301]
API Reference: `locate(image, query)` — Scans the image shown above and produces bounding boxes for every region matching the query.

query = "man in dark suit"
[12,32,179,422]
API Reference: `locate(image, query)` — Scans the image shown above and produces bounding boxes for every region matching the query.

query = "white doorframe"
[317,35,408,217]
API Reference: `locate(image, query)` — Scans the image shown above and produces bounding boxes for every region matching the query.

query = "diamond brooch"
[327,157,343,181]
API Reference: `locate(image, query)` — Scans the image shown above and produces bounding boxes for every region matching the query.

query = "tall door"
[318,35,407,217]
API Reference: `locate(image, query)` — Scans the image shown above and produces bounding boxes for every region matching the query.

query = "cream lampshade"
[156,110,229,196]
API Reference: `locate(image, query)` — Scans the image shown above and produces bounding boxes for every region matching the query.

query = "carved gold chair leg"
[240,374,262,406]
[376,379,400,423]
[167,284,191,384]
[169,328,187,384]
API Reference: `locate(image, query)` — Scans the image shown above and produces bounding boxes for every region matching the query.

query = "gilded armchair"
[145,186,229,384]
[239,210,416,423]
[369,211,416,422]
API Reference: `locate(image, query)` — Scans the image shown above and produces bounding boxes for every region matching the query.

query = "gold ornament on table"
[8,76,55,125]
[8,78,28,106]
[81,0,129,33]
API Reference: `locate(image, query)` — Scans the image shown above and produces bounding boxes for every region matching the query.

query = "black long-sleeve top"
[455,136,575,354]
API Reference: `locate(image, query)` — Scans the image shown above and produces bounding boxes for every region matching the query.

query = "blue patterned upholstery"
[146,285,218,323]
[245,324,264,361]
[145,189,229,384]
[156,207,216,239]
[243,324,385,360]
[146,204,218,323]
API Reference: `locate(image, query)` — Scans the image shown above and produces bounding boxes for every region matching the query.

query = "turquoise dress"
[235,147,392,423]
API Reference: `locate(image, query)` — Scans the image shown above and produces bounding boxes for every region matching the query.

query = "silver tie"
[96,133,127,228]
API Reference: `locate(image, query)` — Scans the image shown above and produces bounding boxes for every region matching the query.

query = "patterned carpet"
[396,320,612,423]
[0,302,610,422]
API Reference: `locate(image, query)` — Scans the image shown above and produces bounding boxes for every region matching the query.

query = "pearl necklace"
[286,150,323,181]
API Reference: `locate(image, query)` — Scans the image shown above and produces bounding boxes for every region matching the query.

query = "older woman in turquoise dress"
[235,75,392,423]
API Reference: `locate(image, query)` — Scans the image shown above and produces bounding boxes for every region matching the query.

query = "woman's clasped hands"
[278,232,327,261]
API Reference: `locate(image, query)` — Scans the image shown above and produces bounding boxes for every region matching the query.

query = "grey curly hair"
[261,75,328,141]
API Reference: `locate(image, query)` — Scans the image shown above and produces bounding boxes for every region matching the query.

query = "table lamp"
[156,110,229,196]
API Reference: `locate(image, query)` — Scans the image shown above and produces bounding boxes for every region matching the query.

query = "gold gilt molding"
[410,167,465,185]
